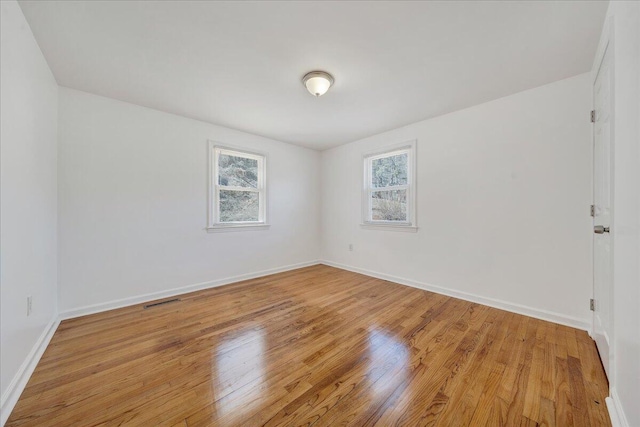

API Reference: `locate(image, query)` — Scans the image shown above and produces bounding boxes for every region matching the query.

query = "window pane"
[218,154,258,188]
[371,153,407,188]
[371,189,407,221]
[219,190,259,222]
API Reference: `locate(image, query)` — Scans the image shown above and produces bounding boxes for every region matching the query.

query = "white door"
[592,42,613,379]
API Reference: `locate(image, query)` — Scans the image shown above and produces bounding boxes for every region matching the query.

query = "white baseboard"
[1,259,599,427]
[2,260,321,425]
[607,388,630,427]
[58,260,321,320]
[321,260,590,331]
[1,317,60,426]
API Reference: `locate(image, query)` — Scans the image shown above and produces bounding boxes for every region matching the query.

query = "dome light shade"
[302,71,334,97]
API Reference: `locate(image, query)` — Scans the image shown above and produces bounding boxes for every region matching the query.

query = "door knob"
[594,225,610,234]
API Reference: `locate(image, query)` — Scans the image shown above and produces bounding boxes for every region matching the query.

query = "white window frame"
[361,140,417,232]
[207,142,268,232]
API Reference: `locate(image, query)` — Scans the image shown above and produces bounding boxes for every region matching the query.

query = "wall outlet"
[27,296,32,316]
[348,244,354,251]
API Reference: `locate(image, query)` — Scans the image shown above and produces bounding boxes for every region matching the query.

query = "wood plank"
[6,265,610,427]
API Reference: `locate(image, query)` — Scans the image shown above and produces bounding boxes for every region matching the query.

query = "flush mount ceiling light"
[302,71,334,97]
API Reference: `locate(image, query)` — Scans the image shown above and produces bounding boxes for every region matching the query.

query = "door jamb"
[590,14,615,385]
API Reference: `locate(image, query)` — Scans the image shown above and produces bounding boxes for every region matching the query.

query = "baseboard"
[58,260,322,320]
[0,259,595,426]
[1,317,60,426]
[321,260,590,331]
[607,388,630,427]
[2,260,321,425]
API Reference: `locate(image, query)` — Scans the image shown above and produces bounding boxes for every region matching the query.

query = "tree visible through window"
[363,143,416,227]
[371,153,408,221]
[210,146,266,228]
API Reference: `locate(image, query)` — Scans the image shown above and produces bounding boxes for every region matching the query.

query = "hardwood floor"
[7,265,610,426]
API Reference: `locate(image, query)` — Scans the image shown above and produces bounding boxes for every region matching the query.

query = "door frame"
[590,15,615,384]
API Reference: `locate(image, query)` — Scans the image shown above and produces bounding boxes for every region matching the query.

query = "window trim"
[207,142,269,232]
[361,140,417,231]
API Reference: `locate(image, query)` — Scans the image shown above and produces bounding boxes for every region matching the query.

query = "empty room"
[1,0,639,426]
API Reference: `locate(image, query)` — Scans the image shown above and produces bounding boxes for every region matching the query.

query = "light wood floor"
[8,265,610,426]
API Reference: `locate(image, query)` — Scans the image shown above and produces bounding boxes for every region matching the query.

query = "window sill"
[360,223,418,233]
[206,224,270,233]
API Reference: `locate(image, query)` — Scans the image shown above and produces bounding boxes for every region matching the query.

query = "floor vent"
[143,298,181,309]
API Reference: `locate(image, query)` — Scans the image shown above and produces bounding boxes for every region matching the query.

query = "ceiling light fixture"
[302,71,334,97]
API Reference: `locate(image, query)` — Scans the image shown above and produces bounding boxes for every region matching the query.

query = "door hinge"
[590,110,596,123]
[590,298,595,311]
[590,204,595,217]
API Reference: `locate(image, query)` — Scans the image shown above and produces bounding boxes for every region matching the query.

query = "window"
[362,141,417,231]
[208,144,267,230]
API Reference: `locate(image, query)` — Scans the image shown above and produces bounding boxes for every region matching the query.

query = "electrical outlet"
[27,296,32,316]
[348,244,354,251]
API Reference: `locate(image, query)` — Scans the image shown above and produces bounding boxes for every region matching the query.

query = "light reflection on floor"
[367,327,410,397]
[212,328,266,422]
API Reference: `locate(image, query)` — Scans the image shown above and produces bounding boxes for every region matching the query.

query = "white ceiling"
[19,1,608,150]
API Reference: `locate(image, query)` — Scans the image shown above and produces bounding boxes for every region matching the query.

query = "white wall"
[57,88,321,314]
[599,2,640,426]
[0,0,58,419]
[322,73,593,328]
